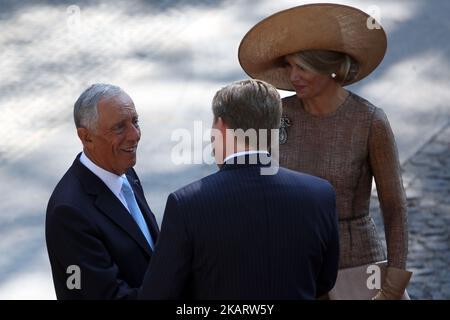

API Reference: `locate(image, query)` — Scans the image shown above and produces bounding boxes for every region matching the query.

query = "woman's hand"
[372,267,413,300]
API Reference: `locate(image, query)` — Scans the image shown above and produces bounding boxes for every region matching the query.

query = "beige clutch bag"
[328,261,410,300]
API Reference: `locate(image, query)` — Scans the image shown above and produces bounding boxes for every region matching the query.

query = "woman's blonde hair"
[288,50,359,84]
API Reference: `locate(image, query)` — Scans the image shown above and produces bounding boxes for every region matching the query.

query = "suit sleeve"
[46,204,138,299]
[315,186,340,297]
[139,193,192,299]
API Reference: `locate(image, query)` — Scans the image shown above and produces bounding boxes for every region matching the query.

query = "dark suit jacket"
[140,155,339,300]
[46,154,159,299]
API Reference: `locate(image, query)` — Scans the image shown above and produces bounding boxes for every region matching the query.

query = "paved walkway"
[372,120,450,299]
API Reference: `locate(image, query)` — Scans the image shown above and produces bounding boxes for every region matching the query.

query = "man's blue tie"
[121,177,155,250]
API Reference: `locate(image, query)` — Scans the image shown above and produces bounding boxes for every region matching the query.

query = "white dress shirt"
[79,152,130,211]
[223,150,269,163]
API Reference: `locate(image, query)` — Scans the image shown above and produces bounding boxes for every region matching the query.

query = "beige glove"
[372,267,413,300]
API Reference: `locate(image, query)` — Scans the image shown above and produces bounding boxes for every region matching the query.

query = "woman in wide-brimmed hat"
[239,3,412,300]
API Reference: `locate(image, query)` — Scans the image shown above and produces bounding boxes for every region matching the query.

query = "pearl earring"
[331,73,337,78]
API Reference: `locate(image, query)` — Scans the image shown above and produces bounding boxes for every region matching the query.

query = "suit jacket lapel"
[94,191,153,256]
[73,155,153,256]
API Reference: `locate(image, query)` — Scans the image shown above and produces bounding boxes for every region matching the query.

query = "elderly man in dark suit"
[46,84,159,299]
[139,79,339,299]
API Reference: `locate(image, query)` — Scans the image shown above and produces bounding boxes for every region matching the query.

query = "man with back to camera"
[139,79,339,299]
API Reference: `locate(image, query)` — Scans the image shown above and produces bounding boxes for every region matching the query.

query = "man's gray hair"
[74,83,125,131]
[212,79,282,132]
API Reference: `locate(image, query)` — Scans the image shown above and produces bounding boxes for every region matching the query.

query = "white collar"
[79,152,126,197]
[223,150,269,164]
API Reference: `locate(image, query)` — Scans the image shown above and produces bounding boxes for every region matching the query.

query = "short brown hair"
[212,79,281,132]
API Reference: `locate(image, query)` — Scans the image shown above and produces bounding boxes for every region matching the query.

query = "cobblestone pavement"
[372,119,450,300]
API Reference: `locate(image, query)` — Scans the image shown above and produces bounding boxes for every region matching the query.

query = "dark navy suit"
[46,154,159,299]
[140,155,339,299]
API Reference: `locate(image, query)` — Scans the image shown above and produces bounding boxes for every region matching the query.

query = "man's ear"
[77,127,93,147]
[215,117,228,135]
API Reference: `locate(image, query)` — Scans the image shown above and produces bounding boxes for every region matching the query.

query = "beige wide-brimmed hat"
[238,3,387,90]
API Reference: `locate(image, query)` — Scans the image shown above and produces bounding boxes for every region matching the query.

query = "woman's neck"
[302,85,349,116]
